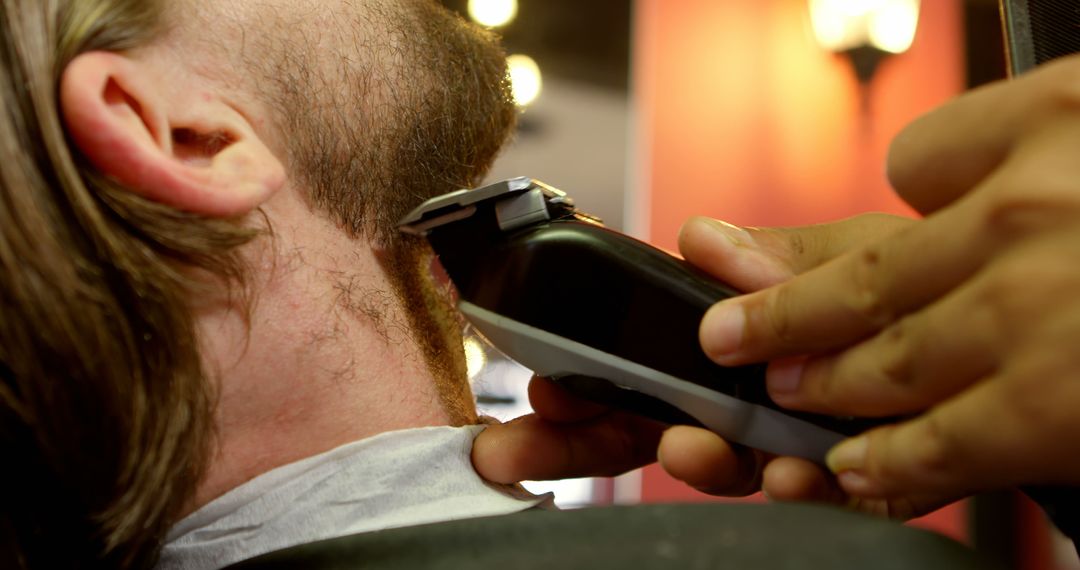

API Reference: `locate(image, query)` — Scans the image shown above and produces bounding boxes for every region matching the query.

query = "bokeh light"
[468,0,518,28]
[809,0,919,54]
[464,336,488,380]
[507,53,542,107]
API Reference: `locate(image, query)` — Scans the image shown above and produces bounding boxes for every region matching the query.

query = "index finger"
[698,200,989,365]
[889,54,1080,214]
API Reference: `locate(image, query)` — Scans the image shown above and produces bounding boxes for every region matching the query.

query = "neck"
[188,189,462,512]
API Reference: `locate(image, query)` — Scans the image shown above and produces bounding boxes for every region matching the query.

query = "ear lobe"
[60,51,285,218]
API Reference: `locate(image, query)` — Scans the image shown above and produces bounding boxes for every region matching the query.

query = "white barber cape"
[158,425,553,570]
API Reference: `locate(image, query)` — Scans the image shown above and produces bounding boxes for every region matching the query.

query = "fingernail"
[767,358,804,395]
[705,219,755,247]
[826,436,868,474]
[701,303,745,357]
[836,470,881,495]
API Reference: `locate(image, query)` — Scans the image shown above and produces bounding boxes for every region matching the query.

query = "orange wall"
[632,0,967,541]
[636,0,964,243]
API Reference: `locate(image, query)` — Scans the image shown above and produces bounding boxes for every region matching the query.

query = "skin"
[475,53,1080,520]
[57,0,1080,525]
[696,54,1080,515]
[61,0,514,514]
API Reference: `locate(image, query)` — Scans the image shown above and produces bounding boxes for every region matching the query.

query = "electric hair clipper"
[399,178,879,463]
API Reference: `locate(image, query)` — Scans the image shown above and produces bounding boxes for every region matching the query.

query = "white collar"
[157,425,551,570]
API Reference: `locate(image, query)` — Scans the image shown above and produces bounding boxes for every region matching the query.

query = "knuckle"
[911,415,956,474]
[877,319,916,389]
[848,246,894,327]
[806,358,844,409]
[785,230,808,258]
[980,190,1080,242]
[877,415,955,483]
[815,322,915,413]
[762,286,799,347]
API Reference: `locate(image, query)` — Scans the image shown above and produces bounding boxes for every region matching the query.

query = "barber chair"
[1001,0,1080,75]
[227,503,1000,569]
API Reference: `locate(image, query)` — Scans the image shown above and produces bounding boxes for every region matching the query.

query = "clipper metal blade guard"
[399,177,877,463]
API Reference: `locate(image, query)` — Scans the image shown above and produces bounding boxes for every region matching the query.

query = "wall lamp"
[809,0,921,83]
[468,0,518,28]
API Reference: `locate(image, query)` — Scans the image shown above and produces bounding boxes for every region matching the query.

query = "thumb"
[472,413,663,485]
[678,214,914,292]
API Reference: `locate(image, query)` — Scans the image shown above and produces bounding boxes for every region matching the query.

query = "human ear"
[59,51,285,217]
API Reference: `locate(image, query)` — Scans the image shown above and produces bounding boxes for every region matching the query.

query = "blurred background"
[438,0,1068,568]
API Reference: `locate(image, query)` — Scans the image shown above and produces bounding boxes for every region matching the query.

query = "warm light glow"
[507,54,542,107]
[839,0,886,16]
[464,337,487,380]
[869,0,919,53]
[468,0,518,28]
[810,0,919,54]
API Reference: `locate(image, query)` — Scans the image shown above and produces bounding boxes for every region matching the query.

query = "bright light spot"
[839,0,886,16]
[809,3,850,51]
[468,0,518,28]
[522,477,597,508]
[809,0,919,54]
[810,0,862,51]
[464,337,487,380]
[869,0,920,53]
[507,54,542,107]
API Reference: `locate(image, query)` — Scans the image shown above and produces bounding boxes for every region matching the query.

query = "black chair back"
[1002,0,1080,75]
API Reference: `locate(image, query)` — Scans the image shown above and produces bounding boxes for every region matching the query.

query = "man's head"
[0,0,514,566]
[235,0,517,422]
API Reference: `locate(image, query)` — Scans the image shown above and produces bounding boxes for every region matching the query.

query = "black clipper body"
[399,178,876,463]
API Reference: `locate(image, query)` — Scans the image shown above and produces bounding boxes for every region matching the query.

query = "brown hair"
[0,0,252,567]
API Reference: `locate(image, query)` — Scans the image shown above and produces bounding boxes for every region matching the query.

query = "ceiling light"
[468,0,518,28]
[507,54,542,108]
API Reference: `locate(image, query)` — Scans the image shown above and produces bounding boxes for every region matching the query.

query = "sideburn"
[377,236,477,425]
[251,0,515,424]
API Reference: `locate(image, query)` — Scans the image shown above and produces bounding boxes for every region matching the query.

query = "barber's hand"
[697,56,1080,516]
[473,212,913,498]
[667,214,919,512]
